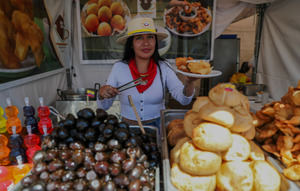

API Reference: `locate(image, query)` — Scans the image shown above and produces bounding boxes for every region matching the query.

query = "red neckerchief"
[128,58,157,93]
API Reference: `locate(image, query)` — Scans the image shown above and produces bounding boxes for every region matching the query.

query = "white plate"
[167,62,222,78]
[163,7,211,37]
[0,55,36,73]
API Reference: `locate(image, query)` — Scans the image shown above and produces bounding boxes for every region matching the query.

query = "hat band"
[128,29,156,36]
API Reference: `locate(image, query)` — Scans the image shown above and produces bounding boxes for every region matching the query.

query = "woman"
[98,17,196,128]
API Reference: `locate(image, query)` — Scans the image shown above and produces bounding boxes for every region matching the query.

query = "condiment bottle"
[5,98,22,135]
[8,126,26,165]
[0,134,10,165]
[23,97,38,134]
[0,107,7,133]
[24,125,41,163]
[37,97,53,135]
[11,156,31,184]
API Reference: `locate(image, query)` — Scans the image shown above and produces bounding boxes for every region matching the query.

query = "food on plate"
[216,161,253,191]
[251,160,281,191]
[165,2,211,35]
[175,56,193,72]
[171,163,216,191]
[81,0,128,36]
[192,122,233,152]
[179,141,222,176]
[0,0,44,69]
[222,134,250,161]
[187,60,212,75]
[254,81,300,180]
[170,137,190,164]
[175,57,212,75]
[167,119,186,147]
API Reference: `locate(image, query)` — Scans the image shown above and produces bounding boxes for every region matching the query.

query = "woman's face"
[133,34,156,60]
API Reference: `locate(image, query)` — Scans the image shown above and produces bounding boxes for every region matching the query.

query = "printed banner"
[77,0,215,64]
[0,0,67,84]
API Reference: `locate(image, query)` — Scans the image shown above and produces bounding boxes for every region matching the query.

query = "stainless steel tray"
[12,125,161,191]
[160,109,299,191]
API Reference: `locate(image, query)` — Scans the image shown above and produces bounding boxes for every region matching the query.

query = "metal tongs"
[49,106,66,121]
[117,77,147,92]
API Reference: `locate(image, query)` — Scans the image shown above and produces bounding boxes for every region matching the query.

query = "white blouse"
[97,60,194,121]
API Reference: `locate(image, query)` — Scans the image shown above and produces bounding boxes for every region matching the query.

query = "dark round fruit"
[103,125,114,139]
[94,161,109,175]
[118,122,129,130]
[114,129,129,143]
[96,108,108,121]
[57,127,69,140]
[106,115,119,126]
[129,179,142,191]
[107,139,121,150]
[94,142,107,152]
[122,158,136,173]
[102,181,116,191]
[47,159,63,172]
[76,119,89,131]
[110,150,126,164]
[84,128,97,141]
[77,108,95,121]
[63,113,76,128]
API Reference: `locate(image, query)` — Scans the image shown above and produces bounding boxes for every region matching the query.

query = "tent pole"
[252,4,268,84]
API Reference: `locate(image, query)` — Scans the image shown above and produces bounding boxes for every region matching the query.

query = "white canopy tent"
[0,0,298,115]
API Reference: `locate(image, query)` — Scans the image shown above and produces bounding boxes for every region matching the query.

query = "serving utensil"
[128,95,146,135]
[117,77,147,92]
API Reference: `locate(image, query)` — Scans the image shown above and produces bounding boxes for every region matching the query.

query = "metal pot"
[57,83,100,101]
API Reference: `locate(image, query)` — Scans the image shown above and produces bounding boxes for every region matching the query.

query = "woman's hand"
[183,77,198,97]
[99,85,119,100]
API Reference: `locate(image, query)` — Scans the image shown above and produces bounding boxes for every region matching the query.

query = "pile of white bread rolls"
[167,83,281,191]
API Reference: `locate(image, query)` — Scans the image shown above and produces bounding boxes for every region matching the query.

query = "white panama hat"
[117,17,168,44]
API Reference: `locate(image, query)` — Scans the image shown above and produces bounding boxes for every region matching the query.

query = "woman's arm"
[183,77,198,97]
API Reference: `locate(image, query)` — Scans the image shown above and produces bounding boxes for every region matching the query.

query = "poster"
[77,0,215,64]
[0,0,66,84]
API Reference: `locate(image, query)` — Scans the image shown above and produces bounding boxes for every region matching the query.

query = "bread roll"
[248,141,265,161]
[251,160,280,191]
[198,101,235,128]
[209,83,249,109]
[179,141,222,176]
[183,110,202,137]
[167,120,186,147]
[167,119,184,132]
[239,126,256,140]
[170,137,190,164]
[192,96,210,112]
[231,111,254,133]
[192,122,232,152]
[216,161,253,191]
[171,163,216,191]
[222,134,250,161]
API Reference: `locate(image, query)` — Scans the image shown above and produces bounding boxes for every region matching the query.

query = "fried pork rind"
[0,10,21,69]
[187,60,212,75]
[12,10,44,66]
[283,164,300,181]
[254,81,300,181]
[175,57,192,72]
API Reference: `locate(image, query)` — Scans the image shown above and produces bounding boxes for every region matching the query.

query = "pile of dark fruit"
[20,108,160,191]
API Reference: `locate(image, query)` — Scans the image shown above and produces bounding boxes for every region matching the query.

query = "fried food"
[187,60,212,75]
[12,10,44,66]
[10,0,33,18]
[0,10,21,69]
[283,164,300,181]
[175,56,192,72]
[165,3,211,34]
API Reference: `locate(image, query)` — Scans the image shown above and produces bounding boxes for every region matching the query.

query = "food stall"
[0,0,300,190]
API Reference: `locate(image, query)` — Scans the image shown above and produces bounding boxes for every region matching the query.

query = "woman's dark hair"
[122,35,165,65]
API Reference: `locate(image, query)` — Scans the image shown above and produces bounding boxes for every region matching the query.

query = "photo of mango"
[81,0,130,37]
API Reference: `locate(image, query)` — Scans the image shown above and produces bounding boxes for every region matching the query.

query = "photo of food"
[81,0,131,37]
[164,1,212,37]
[0,0,44,70]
